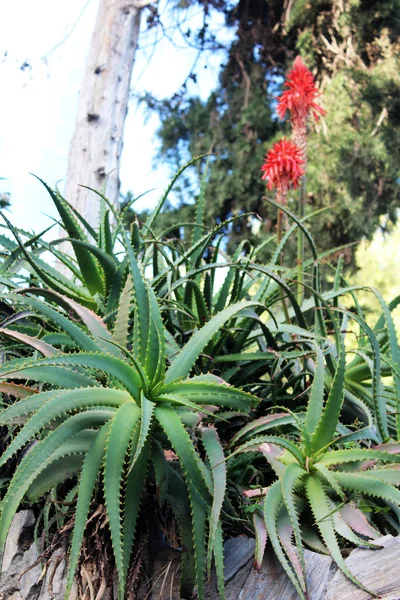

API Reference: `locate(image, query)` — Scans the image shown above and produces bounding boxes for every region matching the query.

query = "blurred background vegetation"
[123,0,400,307]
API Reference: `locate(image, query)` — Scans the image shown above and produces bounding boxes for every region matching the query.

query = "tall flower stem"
[297,175,306,305]
[277,207,291,323]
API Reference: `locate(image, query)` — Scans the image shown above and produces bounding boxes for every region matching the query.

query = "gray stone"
[5,512,400,599]
[2,510,35,572]
[326,534,400,600]
[218,541,336,600]
[40,549,67,600]
[19,542,41,599]
[224,536,256,582]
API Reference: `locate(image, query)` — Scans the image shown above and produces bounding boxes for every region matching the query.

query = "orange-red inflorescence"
[277,56,326,125]
[261,138,305,199]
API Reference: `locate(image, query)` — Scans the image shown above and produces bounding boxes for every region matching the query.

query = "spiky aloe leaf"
[0,353,141,399]
[26,431,97,501]
[281,463,307,578]
[34,178,104,295]
[0,410,112,550]
[191,154,210,249]
[232,435,304,465]
[64,197,98,241]
[64,423,111,600]
[123,441,150,581]
[56,237,117,289]
[301,523,329,554]
[165,301,261,384]
[28,454,85,502]
[253,508,268,570]
[276,508,306,592]
[155,393,220,418]
[317,448,400,467]
[156,456,197,598]
[310,337,346,452]
[106,258,128,315]
[78,186,162,385]
[25,288,122,357]
[1,214,97,307]
[214,240,248,312]
[0,387,129,467]
[0,382,37,398]
[332,510,382,549]
[304,344,325,436]
[103,402,141,600]
[340,503,381,539]
[0,365,98,390]
[373,292,400,436]
[187,480,208,600]
[305,475,377,597]
[128,393,154,472]
[112,201,165,385]
[0,328,57,357]
[98,198,112,249]
[201,426,226,576]
[160,380,258,412]
[231,413,295,444]
[339,307,388,440]
[333,472,400,504]
[314,463,346,501]
[185,279,209,324]
[113,274,132,348]
[264,480,306,599]
[155,406,211,502]
[3,294,100,352]
[0,389,66,425]
[357,468,400,485]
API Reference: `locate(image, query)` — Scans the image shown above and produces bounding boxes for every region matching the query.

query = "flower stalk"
[263,56,326,306]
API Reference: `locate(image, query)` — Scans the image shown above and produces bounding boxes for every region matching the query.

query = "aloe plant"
[228,290,400,599]
[0,197,266,600]
[1,158,400,600]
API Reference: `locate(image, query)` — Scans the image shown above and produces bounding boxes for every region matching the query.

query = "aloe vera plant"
[2,152,400,600]
[228,292,400,599]
[0,290,261,599]
[0,166,268,600]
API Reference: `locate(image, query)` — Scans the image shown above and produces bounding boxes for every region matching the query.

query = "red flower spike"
[261,138,305,197]
[277,56,326,124]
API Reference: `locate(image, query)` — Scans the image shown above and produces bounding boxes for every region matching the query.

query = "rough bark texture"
[64,0,151,229]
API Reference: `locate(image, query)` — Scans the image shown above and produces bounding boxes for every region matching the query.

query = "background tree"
[143,0,400,262]
[65,0,153,229]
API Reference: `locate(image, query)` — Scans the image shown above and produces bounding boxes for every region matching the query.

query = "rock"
[4,511,400,599]
[214,539,336,600]
[19,542,41,599]
[326,534,400,600]
[0,510,38,600]
[38,549,78,600]
[2,510,35,572]
[224,537,256,582]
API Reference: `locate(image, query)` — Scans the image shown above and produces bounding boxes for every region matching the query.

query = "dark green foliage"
[147,0,400,261]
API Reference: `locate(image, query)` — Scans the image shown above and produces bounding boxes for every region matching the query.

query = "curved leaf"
[0,410,112,549]
[65,423,111,599]
[104,402,141,599]
[165,301,262,383]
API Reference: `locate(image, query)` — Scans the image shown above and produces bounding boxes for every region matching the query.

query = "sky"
[0,0,231,233]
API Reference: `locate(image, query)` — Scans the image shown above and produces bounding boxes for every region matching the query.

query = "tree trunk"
[64,0,151,229]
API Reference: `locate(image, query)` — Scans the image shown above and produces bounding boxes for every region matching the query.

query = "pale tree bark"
[64,0,152,230]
